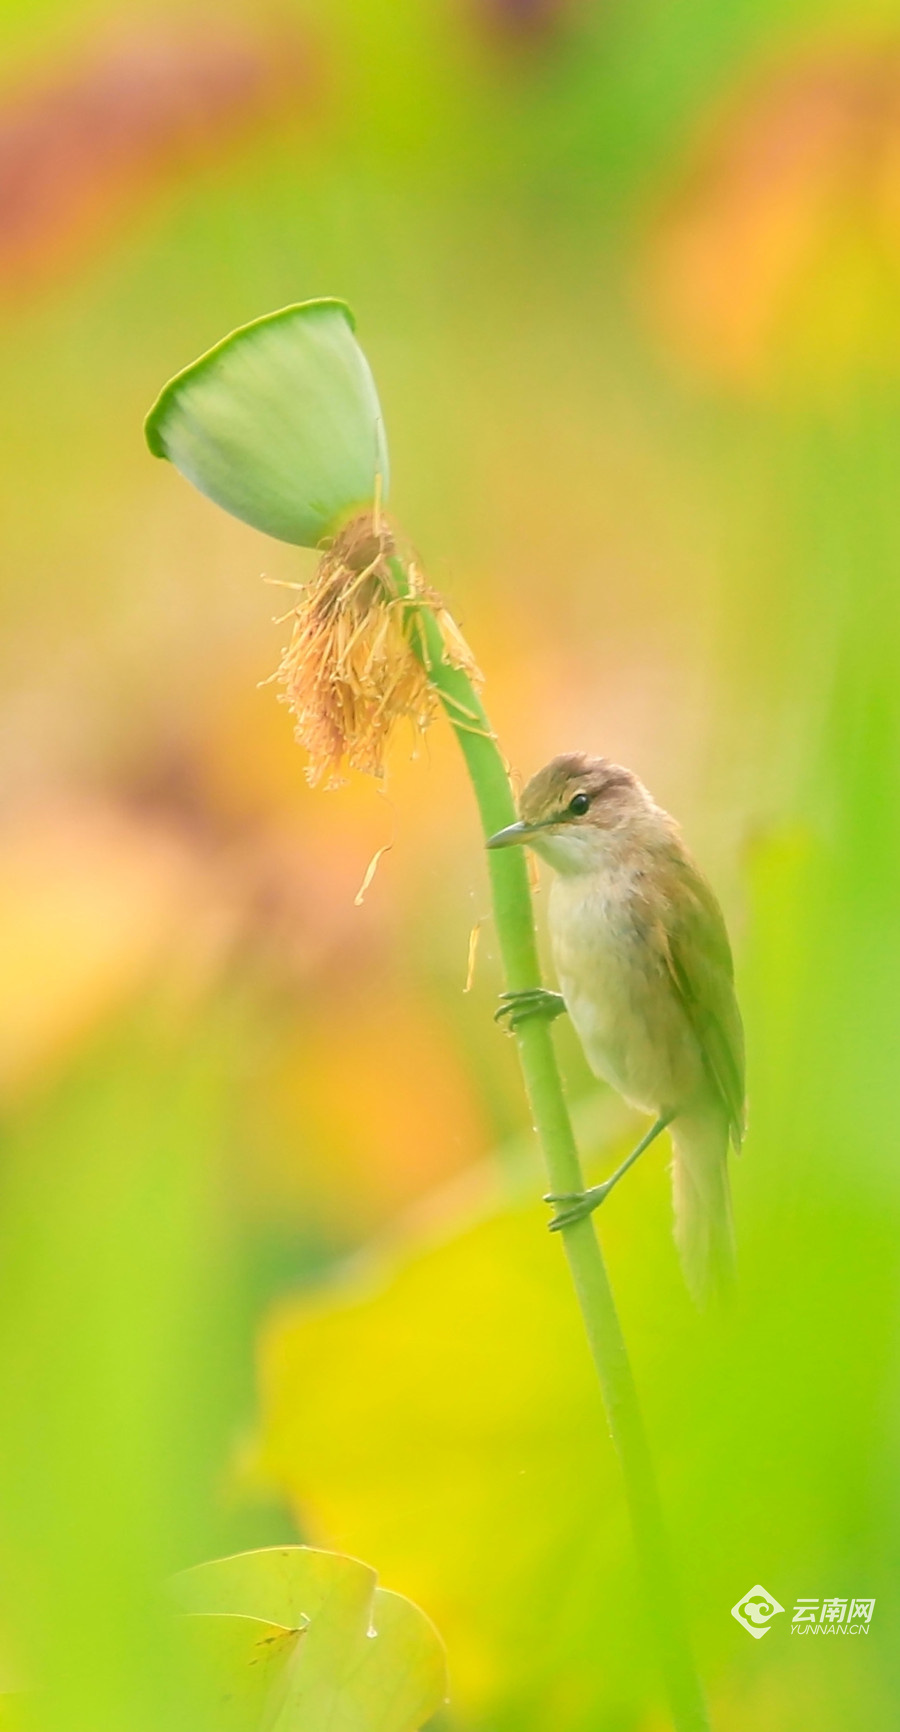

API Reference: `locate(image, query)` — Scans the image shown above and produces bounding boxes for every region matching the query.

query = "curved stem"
[397,563,710,1732]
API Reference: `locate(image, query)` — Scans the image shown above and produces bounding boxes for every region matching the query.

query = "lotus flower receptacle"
[144,299,389,548]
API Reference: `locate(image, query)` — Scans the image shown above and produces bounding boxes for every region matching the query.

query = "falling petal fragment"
[464,921,482,993]
[354,843,393,907]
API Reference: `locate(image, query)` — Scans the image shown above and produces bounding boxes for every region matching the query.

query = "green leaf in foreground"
[174,1545,447,1732]
[250,1054,900,1730]
[144,301,389,547]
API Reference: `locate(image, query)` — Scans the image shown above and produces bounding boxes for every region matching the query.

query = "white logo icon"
[732,1585,785,1638]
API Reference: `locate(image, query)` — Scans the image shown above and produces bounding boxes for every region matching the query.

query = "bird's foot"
[544,1113,676,1232]
[544,1183,611,1231]
[494,989,566,1033]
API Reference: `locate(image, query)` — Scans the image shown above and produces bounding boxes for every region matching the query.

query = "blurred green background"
[1,0,899,1726]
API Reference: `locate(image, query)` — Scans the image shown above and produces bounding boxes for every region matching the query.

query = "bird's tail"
[669,1107,735,1306]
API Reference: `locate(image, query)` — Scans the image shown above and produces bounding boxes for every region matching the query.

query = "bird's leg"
[494,988,566,1033]
[546,1111,676,1231]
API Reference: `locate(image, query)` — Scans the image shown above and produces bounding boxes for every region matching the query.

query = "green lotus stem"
[394,558,710,1732]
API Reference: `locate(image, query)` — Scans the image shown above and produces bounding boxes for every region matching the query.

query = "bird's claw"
[544,1183,611,1231]
[494,988,566,1033]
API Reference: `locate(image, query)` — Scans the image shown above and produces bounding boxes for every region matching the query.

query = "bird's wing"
[661,853,746,1148]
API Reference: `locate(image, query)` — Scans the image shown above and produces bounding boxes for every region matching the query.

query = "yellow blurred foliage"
[254,1189,638,1726]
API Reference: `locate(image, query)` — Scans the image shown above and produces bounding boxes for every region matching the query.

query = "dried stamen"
[274,512,481,786]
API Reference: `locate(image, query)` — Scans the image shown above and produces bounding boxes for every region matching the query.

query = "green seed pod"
[144,299,389,547]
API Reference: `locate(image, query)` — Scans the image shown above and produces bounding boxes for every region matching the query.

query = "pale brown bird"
[487,753,745,1303]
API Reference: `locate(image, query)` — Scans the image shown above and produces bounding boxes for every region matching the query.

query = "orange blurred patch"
[244,990,489,1238]
[0,15,313,295]
[0,797,236,1097]
[646,36,900,391]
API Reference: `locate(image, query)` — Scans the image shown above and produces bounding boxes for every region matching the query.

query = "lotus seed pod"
[145,299,389,547]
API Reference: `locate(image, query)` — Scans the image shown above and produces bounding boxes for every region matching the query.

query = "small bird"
[487,753,745,1304]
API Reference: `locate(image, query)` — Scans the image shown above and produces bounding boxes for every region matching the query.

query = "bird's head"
[487,753,652,874]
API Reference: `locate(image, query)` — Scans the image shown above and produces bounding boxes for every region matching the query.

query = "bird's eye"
[568,792,590,816]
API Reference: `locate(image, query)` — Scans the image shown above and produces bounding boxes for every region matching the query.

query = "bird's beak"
[486,820,536,850]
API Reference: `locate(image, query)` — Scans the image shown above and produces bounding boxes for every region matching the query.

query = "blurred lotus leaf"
[179,1613,298,1732]
[145,301,389,546]
[174,1545,447,1732]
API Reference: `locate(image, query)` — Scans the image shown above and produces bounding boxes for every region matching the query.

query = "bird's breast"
[548,864,700,1114]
